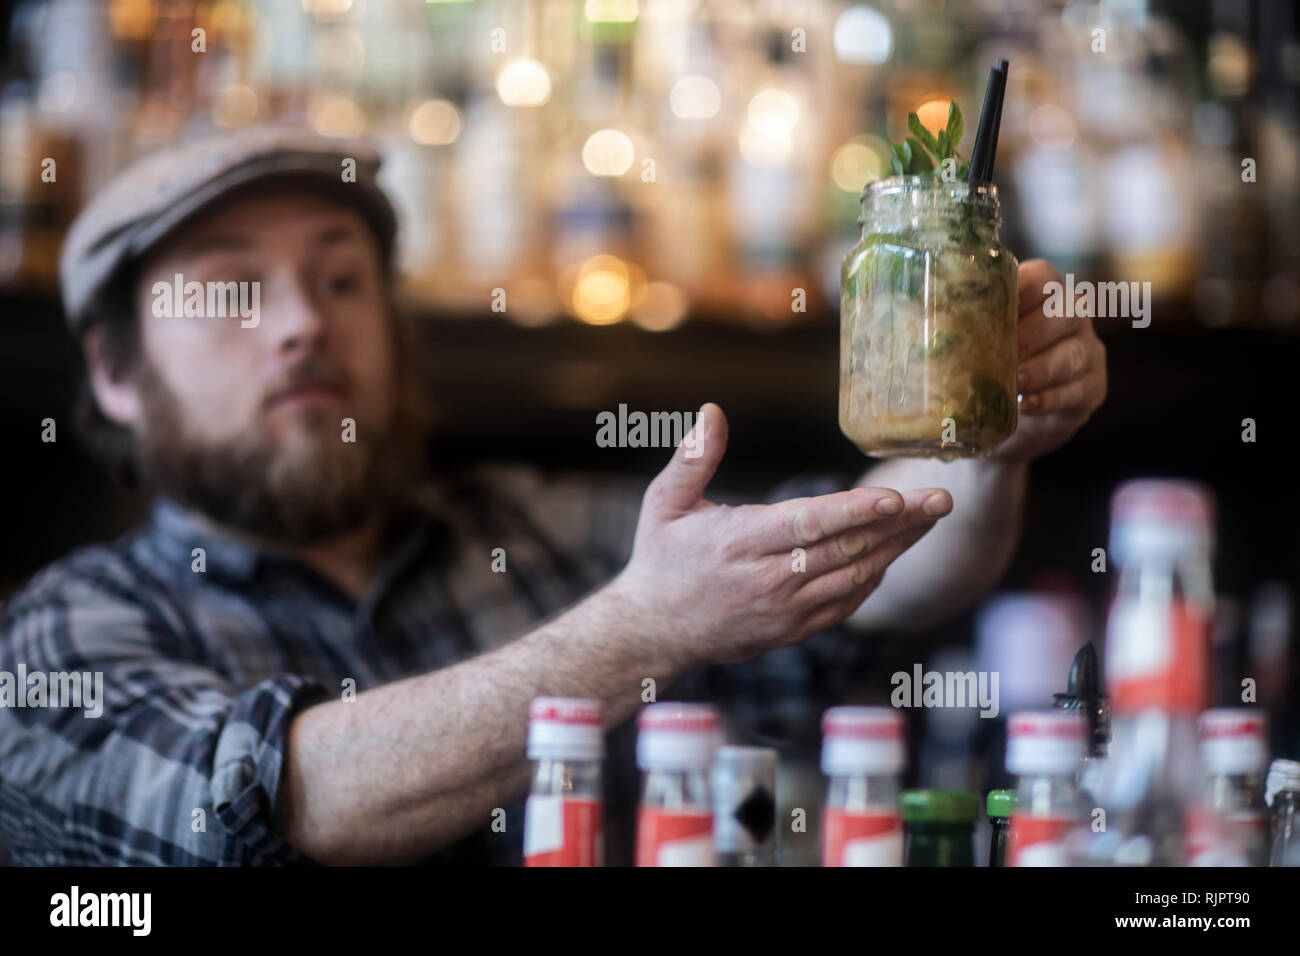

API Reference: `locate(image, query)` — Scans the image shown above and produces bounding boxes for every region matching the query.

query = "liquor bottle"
[711,746,778,867]
[1266,759,1300,866]
[635,703,720,867]
[523,697,604,867]
[1087,480,1226,866]
[1198,709,1268,866]
[987,790,1015,867]
[820,707,904,867]
[901,790,977,867]
[1006,711,1086,867]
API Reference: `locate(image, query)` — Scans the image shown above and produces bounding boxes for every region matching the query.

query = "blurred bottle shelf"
[3,0,1298,325]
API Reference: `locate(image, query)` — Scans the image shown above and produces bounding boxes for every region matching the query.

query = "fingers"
[1022,368,1106,417]
[785,487,950,576]
[641,403,729,518]
[1018,306,1085,363]
[1016,258,1063,316]
[1016,330,1096,395]
[793,519,937,609]
[801,572,884,637]
[742,485,951,554]
[1017,259,1089,361]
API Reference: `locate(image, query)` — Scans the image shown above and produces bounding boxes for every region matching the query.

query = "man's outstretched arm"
[281,403,951,863]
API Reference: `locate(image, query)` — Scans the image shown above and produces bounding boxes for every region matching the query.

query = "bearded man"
[0,127,1106,865]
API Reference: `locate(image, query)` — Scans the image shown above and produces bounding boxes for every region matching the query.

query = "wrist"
[587,571,696,685]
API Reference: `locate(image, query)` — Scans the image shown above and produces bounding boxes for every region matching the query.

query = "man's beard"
[133,357,430,545]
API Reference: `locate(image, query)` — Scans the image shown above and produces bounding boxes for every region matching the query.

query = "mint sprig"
[890,102,970,180]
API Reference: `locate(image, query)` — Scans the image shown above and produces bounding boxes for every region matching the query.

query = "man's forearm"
[280,576,669,865]
[849,457,1028,631]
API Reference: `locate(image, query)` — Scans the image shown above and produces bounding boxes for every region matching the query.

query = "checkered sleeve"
[467,462,647,580]
[0,550,332,866]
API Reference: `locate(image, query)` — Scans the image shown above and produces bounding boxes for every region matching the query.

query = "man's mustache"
[262,357,351,408]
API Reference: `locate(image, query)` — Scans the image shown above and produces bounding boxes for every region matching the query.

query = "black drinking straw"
[968,59,1009,185]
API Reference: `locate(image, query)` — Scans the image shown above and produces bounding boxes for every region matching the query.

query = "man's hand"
[611,403,952,668]
[992,259,1107,462]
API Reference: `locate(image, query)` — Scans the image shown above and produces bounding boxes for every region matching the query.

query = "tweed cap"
[59,124,398,338]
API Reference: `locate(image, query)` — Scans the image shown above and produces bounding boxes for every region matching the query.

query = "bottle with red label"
[523,697,604,867]
[820,706,905,867]
[635,703,720,867]
[1087,479,1222,866]
[1006,711,1086,867]
[1198,709,1268,866]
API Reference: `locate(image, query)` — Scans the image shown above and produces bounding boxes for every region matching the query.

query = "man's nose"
[267,278,328,354]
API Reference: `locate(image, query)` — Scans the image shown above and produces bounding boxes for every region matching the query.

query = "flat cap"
[59,124,398,338]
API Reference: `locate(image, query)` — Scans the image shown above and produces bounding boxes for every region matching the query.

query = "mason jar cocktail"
[839,176,1018,458]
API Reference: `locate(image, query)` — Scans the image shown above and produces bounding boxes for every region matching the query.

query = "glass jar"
[840,176,1019,458]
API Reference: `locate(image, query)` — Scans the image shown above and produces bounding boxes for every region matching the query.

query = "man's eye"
[324,274,360,296]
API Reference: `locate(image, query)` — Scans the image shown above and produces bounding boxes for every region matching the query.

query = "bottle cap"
[1266,759,1300,806]
[1006,711,1086,776]
[711,746,778,855]
[820,707,906,776]
[1198,709,1267,775]
[1109,479,1215,564]
[987,789,1016,819]
[636,702,721,770]
[527,697,604,761]
[900,789,978,824]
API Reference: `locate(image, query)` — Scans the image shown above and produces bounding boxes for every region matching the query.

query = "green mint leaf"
[967,374,1014,433]
[890,154,904,176]
[937,129,950,160]
[907,113,941,159]
[946,101,964,149]
[905,137,934,173]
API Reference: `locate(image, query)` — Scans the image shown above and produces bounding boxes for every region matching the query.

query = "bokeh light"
[572,255,632,325]
[408,99,461,145]
[833,6,893,64]
[582,129,636,176]
[669,75,722,120]
[830,137,886,192]
[496,57,552,107]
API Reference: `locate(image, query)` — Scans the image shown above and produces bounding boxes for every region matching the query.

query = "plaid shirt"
[0,464,868,866]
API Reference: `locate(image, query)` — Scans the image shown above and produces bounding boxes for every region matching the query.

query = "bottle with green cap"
[987,790,1015,867]
[900,789,977,866]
